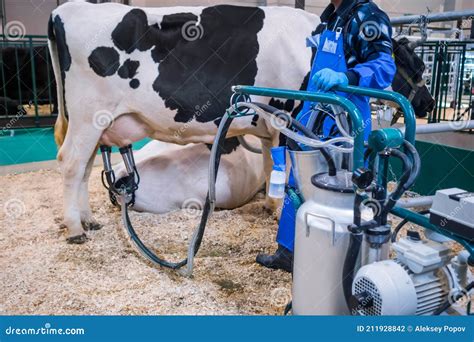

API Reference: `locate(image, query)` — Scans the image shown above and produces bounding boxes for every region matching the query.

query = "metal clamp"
[304,211,337,245]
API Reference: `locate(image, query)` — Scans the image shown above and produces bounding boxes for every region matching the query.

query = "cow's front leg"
[58,128,102,244]
[260,136,280,213]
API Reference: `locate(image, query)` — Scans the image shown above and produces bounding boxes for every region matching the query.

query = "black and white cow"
[48,2,317,242]
[113,137,265,214]
[49,2,435,244]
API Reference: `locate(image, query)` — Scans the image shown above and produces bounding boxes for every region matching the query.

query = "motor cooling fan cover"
[352,260,418,315]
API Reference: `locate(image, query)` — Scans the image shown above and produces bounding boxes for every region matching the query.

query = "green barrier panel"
[0,128,151,166]
[390,140,474,195]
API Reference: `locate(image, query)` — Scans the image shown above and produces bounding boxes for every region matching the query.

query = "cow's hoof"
[82,221,103,231]
[66,233,88,244]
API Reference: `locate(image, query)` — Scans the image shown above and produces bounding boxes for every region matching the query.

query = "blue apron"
[276,27,371,252]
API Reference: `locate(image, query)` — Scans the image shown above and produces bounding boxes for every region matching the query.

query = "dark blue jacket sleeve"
[350,52,396,89]
[344,5,396,89]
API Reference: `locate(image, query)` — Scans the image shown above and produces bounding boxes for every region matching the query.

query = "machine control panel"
[429,188,474,241]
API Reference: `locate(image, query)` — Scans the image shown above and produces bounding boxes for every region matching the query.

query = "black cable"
[284,301,292,315]
[119,115,234,270]
[342,193,365,311]
[390,209,430,243]
[381,141,421,218]
[343,230,364,309]
[380,148,412,218]
[402,140,421,190]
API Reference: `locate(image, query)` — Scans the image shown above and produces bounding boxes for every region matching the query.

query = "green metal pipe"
[28,37,39,126]
[232,85,365,170]
[456,45,466,118]
[335,85,416,145]
[14,47,22,106]
[391,206,474,258]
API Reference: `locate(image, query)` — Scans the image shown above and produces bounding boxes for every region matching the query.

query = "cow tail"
[48,14,68,148]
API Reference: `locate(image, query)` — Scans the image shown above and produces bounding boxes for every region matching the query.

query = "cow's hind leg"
[58,126,102,244]
[80,149,103,231]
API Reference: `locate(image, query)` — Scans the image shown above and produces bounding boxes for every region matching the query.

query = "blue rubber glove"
[311,68,349,92]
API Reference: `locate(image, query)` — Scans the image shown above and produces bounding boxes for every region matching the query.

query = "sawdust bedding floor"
[1,166,467,315]
[0,166,291,315]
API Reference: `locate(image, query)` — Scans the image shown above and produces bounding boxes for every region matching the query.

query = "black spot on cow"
[50,15,71,80]
[111,8,163,54]
[129,79,140,89]
[108,5,264,127]
[149,5,265,125]
[205,137,240,155]
[48,14,70,117]
[251,115,259,127]
[268,98,296,113]
[88,47,120,77]
[150,12,199,63]
[118,59,140,79]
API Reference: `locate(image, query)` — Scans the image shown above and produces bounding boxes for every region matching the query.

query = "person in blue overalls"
[256,0,397,272]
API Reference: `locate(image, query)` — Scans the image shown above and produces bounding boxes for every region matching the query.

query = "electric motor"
[350,236,468,316]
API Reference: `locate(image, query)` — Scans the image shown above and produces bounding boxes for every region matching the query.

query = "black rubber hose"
[284,301,292,315]
[391,209,430,243]
[253,103,337,176]
[191,115,235,254]
[343,230,364,311]
[283,114,337,176]
[121,114,234,270]
[342,193,365,311]
[434,281,474,315]
[402,140,421,190]
[381,149,413,218]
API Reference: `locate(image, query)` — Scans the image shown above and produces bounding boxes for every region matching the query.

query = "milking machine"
[98,82,473,315]
[230,84,474,316]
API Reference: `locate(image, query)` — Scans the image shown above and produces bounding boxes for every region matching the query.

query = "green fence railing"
[417,40,474,127]
[0,34,57,129]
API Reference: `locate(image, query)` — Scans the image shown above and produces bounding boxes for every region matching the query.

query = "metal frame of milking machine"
[231,84,474,311]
